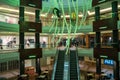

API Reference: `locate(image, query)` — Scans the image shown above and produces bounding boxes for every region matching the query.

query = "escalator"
[52,50,65,80]
[69,50,80,80]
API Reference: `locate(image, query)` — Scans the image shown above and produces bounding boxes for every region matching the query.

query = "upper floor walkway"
[0,44,93,63]
[0,44,120,63]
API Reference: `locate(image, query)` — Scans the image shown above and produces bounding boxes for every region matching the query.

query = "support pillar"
[35,10,41,75]
[95,6,101,75]
[112,30,118,48]
[96,32,101,75]
[96,58,101,74]
[96,32,101,48]
[112,1,119,80]
[19,6,25,75]
[112,1,118,19]
[113,61,119,80]
[113,30,119,80]
[35,33,40,48]
[20,59,25,75]
[36,58,41,75]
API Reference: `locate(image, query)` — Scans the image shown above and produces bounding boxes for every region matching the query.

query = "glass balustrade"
[0,44,57,51]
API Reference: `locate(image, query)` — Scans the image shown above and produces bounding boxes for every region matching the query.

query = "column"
[112,1,119,80]
[35,10,40,48]
[36,58,41,75]
[20,60,25,75]
[95,6,101,75]
[112,30,118,48]
[96,32,101,48]
[112,1,118,19]
[19,6,25,75]
[95,7,101,48]
[113,60,119,80]
[35,10,41,75]
[95,7,100,21]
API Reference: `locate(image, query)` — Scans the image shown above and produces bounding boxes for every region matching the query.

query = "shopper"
[0,38,3,49]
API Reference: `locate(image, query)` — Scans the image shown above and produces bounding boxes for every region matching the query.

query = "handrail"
[0,44,57,50]
[62,49,70,80]
[76,47,80,80]
[51,49,59,80]
[68,49,70,80]
[69,46,80,80]
[0,44,101,51]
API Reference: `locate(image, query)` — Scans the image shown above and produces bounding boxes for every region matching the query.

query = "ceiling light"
[0,7,46,17]
[0,4,120,18]
[0,7,19,12]
[88,5,120,16]
[78,14,83,17]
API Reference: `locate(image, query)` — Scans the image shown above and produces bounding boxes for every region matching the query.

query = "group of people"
[0,37,17,49]
[7,37,16,48]
[25,39,47,48]
[57,44,76,50]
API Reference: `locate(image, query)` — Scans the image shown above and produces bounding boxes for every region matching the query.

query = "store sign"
[104,59,114,65]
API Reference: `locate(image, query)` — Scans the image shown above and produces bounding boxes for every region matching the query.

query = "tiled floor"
[0,70,19,80]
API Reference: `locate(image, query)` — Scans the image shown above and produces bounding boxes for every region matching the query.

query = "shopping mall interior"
[0,0,120,80]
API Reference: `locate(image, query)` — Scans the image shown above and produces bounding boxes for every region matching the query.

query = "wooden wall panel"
[19,21,42,33]
[19,48,42,59]
[94,48,118,60]
[20,0,42,9]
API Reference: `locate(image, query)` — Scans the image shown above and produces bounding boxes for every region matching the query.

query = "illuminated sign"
[29,55,36,58]
[99,26,107,29]
[104,59,114,65]
[100,55,108,58]
[29,29,36,31]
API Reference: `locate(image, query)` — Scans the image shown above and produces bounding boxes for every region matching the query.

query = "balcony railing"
[0,44,51,50]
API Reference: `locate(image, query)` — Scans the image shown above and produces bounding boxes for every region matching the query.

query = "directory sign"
[104,59,114,65]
